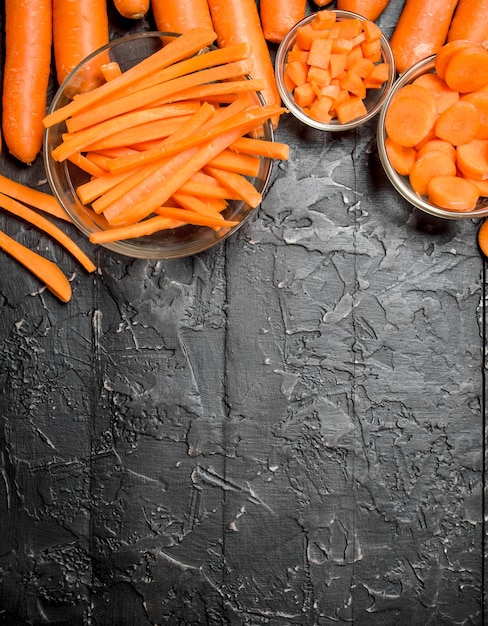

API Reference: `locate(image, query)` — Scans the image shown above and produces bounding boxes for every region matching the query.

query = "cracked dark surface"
[0,2,486,624]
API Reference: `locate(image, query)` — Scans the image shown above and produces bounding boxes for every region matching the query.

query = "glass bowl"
[44,32,274,259]
[377,55,488,220]
[275,10,395,131]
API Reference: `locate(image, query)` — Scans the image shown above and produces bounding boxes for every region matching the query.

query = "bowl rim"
[274,9,396,132]
[376,54,488,220]
[44,31,275,260]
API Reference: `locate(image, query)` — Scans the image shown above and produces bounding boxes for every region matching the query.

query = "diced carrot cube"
[346,45,363,68]
[296,23,316,50]
[321,83,341,100]
[294,82,316,108]
[331,38,354,54]
[309,96,333,123]
[285,60,308,87]
[311,10,337,30]
[348,56,375,78]
[284,71,296,92]
[340,70,367,99]
[335,96,368,123]
[329,53,348,78]
[364,62,390,88]
[335,19,362,40]
[287,49,309,63]
[362,19,382,43]
[361,39,382,63]
[307,37,333,69]
[307,65,332,87]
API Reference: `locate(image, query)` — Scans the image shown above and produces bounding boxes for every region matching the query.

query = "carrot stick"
[152,0,213,33]
[171,192,226,219]
[101,62,123,82]
[447,0,488,44]
[43,27,218,128]
[68,152,108,178]
[157,79,268,105]
[231,136,290,160]
[0,174,70,222]
[389,0,459,74]
[52,0,109,87]
[207,0,282,127]
[434,100,480,146]
[0,229,72,302]
[260,0,307,44]
[207,150,262,177]
[336,0,391,22]
[113,0,149,19]
[205,165,263,208]
[178,179,241,200]
[0,193,96,273]
[2,0,52,164]
[62,58,254,135]
[427,175,480,212]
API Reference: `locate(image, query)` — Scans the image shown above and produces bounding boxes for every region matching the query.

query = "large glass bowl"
[44,32,274,259]
[377,55,488,220]
[275,10,395,132]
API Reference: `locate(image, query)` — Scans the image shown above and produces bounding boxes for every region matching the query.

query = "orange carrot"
[0,193,96,273]
[427,175,479,211]
[434,39,473,81]
[208,150,261,177]
[389,0,459,74]
[385,90,437,147]
[52,0,109,87]
[205,165,263,208]
[413,73,459,113]
[260,0,307,44]
[0,174,70,222]
[409,150,457,195]
[0,229,72,302]
[2,0,52,164]
[43,27,218,128]
[207,0,282,126]
[444,45,488,93]
[461,90,488,139]
[230,136,290,160]
[434,100,480,145]
[101,62,123,82]
[478,219,488,256]
[384,137,417,176]
[456,138,488,179]
[416,139,456,162]
[151,0,213,34]
[336,0,391,22]
[447,0,488,44]
[113,0,149,19]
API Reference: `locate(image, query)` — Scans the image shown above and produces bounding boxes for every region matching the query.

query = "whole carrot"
[260,0,307,44]
[207,0,281,126]
[336,0,391,22]
[390,0,459,74]
[151,0,213,34]
[447,0,488,44]
[2,0,52,164]
[114,0,149,19]
[52,0,110,87]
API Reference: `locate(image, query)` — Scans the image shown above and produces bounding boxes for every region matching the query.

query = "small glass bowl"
[275,10,395,131]
[377,55,488,220]
[44,32,274,259]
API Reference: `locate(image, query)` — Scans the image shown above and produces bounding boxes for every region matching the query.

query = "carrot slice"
[409,150,457,195]
[427,175,480,211]
[444,45,488,93]
[413,73,459,114]
[434,100,480,146]
[384,94,436,147]
[0,174,70,221]
[384,137,417,176]
[461,90,488,139]
[416,139,456,162]
[456,138,488,180]
[435,39,473,81]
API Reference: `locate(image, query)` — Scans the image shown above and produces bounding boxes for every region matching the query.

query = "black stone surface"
[0,2,486,624]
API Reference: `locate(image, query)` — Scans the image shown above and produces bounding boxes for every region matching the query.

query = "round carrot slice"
[444,45,488,93]
[385,93,437,148]
[435,39,472,81]
[434,100,480,145]
[409,150,457,196]
[427,175,480,211]
[456,138,488,180]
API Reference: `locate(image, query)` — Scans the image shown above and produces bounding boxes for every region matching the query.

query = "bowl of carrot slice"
[274,9,395,131]
[377,44,488,220]
[44,30,286,259]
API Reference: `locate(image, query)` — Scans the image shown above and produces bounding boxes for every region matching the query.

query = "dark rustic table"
[0,2,485,624]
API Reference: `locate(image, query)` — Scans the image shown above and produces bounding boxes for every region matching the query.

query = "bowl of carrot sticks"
[44,30,287,259]
[377,42,488,219]
[274,10,395,131]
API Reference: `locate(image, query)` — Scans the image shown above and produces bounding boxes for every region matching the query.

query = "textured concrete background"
[0,1,485,624]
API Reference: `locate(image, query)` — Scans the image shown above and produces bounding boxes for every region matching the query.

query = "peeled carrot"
[336,0,391,22]
[113,0,149,19]
[260,0,307,44]
[447,0,488,44]
[389,0,459,74]
[151,0,213,34]
[2,0,52,164]
[434,100,480,145]
[427,175,479,211]
[0,193,96,273]
[207,0,281,126]
[0,174,70,222]
[0,229,72,302]
[52,0,110,87]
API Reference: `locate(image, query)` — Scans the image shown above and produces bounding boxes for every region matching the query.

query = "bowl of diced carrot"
[377,41,488,219]
[274,9,395,131]
[44,31,288,259]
